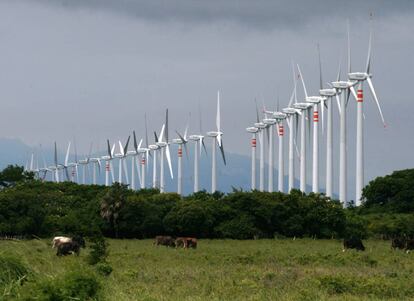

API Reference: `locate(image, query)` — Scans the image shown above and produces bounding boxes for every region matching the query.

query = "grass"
[1,238,413,300]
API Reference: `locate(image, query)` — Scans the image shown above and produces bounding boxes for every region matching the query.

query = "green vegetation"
[1,239,413,300]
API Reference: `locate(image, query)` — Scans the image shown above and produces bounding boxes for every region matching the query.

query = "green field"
[1,239,413,300]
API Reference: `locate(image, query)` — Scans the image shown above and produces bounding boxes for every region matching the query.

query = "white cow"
[52,236,72,248]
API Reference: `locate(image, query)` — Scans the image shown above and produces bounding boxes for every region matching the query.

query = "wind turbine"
[156,110,174,193]
[101,140,116,186]
[138,114,151,189]
[274,110,287,193]
[126,133,141,190]
[173,124,189,195]
[263,114,276,192]
[246,126,259,190]
[318,46,341,199]
[348,19,386,205]
[293,95,312,193]
[148,130,161,189]
[331,22,358,206]
[78,143,93,184]
[206,91,226,193]
[282,73,302,193]
[297,64,326,193]
[114,136,130,185]
[254,101,267,192]
[67,140,79,183]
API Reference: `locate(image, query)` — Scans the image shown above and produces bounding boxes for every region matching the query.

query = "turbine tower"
[114,136,130,185]
[274,110,287,192]
[156,109,174,193]
[246,126,259,190]
[331,23,358,206]
[207,91,226,193]
[263,116,277,192]
[254,102,267,191]
[173,125,189,195]
[297,64,326,193]
[348,21,386,205]
[101,140,116,186]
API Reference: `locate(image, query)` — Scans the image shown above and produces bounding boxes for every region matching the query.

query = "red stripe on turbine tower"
[357,89,363,102]
[178,148,182,157]
[278,125,284,136]
[141,159,146,165]
[105,162,110,171]
[251,138,256,147]
[313,111,319,122]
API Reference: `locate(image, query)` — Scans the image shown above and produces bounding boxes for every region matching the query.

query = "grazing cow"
[343,238,365,251]
[405,239,414,253]
[154,236,175,247]
[391,237,406,250]
[186,238,197,249]
[52,236,72,248]
[175,237,197,249]
[55,236,85,256]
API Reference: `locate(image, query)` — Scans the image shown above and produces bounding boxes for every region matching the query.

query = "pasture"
[1,238,413,300]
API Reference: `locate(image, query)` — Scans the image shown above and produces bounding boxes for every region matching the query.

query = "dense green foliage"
[0,166,413,239]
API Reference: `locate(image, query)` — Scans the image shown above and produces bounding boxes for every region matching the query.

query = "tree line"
[0,165,413,239]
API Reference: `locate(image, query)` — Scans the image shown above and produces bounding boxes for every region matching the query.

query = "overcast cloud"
[0,0,413,196]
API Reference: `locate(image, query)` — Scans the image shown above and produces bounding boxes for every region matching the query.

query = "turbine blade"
[255,99,260,123]
[166,145,174,179]
[347,19,351,74]
[145,113,149,147]
[335,94,342,115]
[138,139,143,150]
[124,136,131,154]
[219,138,226,165]
[297,64,308,98]
[154,131,158,143]
[336,57,342,82]
[111,144,116,157]
[216,90,221,132]
[107,140,111,157]
[54,142,58,166]
[367,77,386,126]
[317,43,323,90]
[165,109,169,143]
[87,142,93,161]
[133,130,138,150]
[159,124,165,142]
[65,142,71,166]
[119,141,124,156]
[366,23,372,74]
[202,138,208,156]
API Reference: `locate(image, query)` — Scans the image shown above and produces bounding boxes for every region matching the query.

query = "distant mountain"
[0,138,310,195]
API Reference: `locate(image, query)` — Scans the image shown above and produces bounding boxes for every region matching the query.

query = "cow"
[52,236,72,248]
[343,238,365,251]
[56,236,85,256]
[391,237,407,250]
[186,237,197,249]
[175,237,197,249]
[405,239,414,253]
[154,236,176,247]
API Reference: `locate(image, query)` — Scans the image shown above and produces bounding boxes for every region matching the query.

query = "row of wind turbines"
[246,21,385,207]
[25,92,226,194]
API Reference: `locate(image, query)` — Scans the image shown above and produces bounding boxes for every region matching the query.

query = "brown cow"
[154,236,175,247]
[175,237,197,249]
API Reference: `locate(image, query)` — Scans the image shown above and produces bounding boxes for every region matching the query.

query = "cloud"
[28,0,414,30]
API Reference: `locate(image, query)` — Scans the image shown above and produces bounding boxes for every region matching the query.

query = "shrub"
[95,262,113,276]
[87,236,109,265]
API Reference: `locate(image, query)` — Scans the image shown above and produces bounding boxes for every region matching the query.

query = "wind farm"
[1,2,413,300]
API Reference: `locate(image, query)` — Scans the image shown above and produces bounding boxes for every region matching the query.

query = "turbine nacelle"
[148,144,159,150]
[101,155,111,161]
[348,72,371,81]
[188,134,204,141]
[272,112,287,120]
[293,103,312,110]
[156,141,168,148]
[331,80,356,89]
[206,131,222,137]
[306,96,326,104]
[319,88,337,97]
[282,108,300,115]
[172,138,184,144]
[246,127,259,133]
[263,118,277,125]
[126,150,137,156]
[254,122,267,129]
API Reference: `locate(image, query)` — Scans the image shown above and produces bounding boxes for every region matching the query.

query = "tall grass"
[0,239,413,300]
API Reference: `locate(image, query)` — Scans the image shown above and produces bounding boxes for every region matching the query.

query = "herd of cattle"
[50,235,413,256]
[343,237,414,253]
[154,235,198,249]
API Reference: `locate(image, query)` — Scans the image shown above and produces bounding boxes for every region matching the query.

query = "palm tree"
[100,182,127,238]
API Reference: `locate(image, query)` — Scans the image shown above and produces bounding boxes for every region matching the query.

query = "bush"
[87,236,109,265]
[95,262,113,276]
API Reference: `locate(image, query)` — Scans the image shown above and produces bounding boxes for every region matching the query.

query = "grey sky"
[0,0,413,196]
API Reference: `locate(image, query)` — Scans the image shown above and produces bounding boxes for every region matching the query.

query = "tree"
[100,183,128,238]
[0,165,33,188]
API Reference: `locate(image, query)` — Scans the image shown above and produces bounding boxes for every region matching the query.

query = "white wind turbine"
[101,140,116,186]
[246,126,259,190]
[293,86,313,193]
[67,140,79,183]
[149,129,161,189]
[173,123,189,195]
[254,102,267,192]
[318,46,341,199]
[137,114,151,189]
[331,22,358,206]
[262,112,277,193]
[282,73,302,193]
[297,64,327,193]
[127,132,142,190]
[348,20,386,205]
[114,136,130,185]
[78,143,93,184]
[206,91,226,193]
[156,109,174,193]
